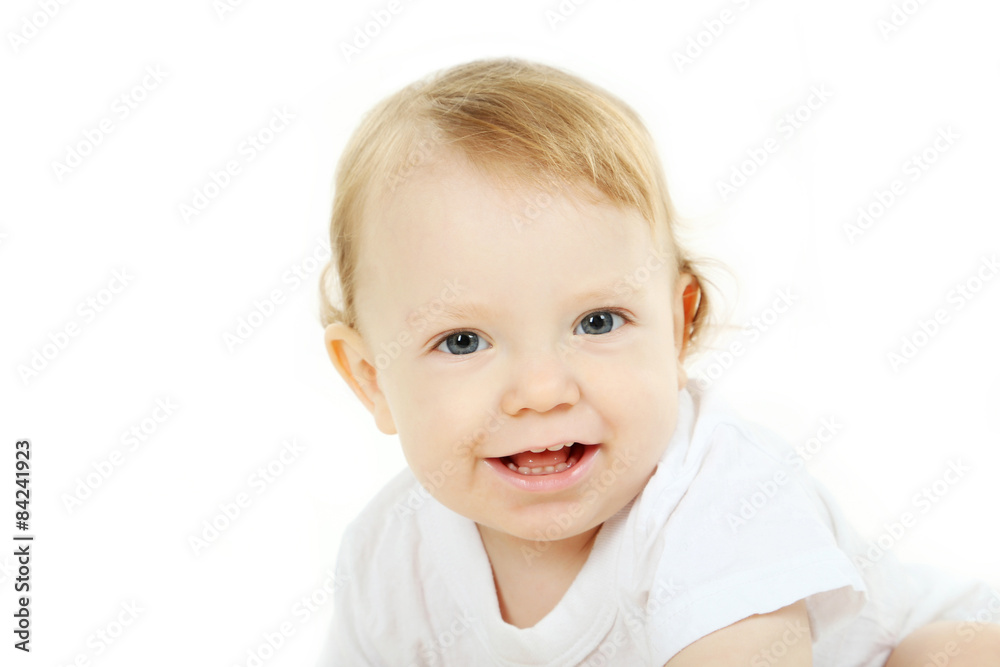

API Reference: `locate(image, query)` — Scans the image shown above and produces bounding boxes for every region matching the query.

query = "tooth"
[529,448,546,453]
[543,466,555,473]
[566,456,578,467]
[554,462,568,472]
[530,467,543,474]
[546,443,566,451]
[507,462,517,471]
[518,466,531,475]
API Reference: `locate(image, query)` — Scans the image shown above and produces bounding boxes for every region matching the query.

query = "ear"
[671,272,701,388]
[323,323,397,435]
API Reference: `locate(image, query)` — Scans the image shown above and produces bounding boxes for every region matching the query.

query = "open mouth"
[485,443,601,492]
[495,442,590,476]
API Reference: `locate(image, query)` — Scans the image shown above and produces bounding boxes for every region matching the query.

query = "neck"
[476,523,603,628]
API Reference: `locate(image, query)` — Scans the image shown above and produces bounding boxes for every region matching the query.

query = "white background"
[2,0,998,664]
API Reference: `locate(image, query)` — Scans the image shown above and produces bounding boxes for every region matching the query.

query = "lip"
[483,443,600,493]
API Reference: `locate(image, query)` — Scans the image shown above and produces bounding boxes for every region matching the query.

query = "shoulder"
[333,465,446,626]
[629,387,869,661]
[691,386,799,467]
[335,466,428,576]
[651,386,842,543]
[328,468,443,661]
[640,386,799,513]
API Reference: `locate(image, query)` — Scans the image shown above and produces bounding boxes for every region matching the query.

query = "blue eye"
[575,310,626,335]
[435,332,489,355]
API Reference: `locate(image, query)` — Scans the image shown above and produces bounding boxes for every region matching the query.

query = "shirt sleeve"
[643,420,869,663]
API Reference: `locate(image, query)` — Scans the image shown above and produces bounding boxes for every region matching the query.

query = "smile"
[484,443,601,492]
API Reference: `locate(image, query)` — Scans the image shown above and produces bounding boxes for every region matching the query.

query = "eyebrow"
[411,282,629,326]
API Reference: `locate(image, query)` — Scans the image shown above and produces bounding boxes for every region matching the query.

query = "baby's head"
[321,58,714,549]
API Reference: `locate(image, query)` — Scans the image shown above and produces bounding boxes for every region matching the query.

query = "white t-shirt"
[321,384,1000,666]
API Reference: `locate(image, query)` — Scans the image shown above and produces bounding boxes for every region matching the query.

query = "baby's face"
[341,153,691,545]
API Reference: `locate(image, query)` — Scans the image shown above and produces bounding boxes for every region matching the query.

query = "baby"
[317,58,1000,666]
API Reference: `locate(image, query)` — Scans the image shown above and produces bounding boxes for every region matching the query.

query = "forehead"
[354,153,666,329]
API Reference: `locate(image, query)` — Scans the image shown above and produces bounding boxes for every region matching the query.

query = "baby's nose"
[499,352,581,415]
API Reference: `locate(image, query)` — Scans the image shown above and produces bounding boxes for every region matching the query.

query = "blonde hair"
[319,57,717,356]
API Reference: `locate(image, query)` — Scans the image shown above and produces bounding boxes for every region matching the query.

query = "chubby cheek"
[586,330,677,401]
[594,349,678,461]
[382,367,488,490]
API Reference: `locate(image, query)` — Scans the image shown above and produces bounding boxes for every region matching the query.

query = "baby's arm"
[663,599,812,666]
[884,620,1000,666]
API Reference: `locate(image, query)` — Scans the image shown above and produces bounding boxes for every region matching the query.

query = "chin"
[493,504,606,545]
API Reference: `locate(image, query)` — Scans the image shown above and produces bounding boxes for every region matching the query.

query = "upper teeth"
[528,442,572,453]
